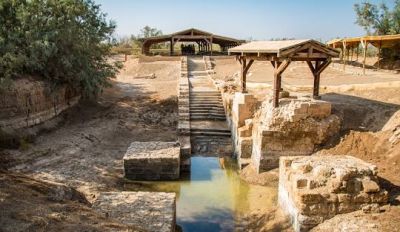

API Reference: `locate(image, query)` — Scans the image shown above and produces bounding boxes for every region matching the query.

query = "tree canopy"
[0,0,120,96]
[354,1,400,35]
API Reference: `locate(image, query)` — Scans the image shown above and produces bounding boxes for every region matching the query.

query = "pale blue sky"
[95,0,395,42]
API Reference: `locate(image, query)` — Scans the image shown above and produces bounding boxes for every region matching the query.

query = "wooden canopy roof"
[229,39,340,61]
[327,34,400,74]
[327,34,400,49]
[141,28,244,55]
[229,40,339,107]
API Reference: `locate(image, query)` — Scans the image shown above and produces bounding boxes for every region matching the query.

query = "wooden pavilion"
[141,28,244,56]
[228,40,340,107]
[327,34,400,74]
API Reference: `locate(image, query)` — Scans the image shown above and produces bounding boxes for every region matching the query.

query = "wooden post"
[170,38,174,56]
[351,47,354,62]
[378,41,382,70]
[241,58,247,93]
[313,61,321,98]
[210,37,213,56]
[342,41,347,71]
[356,45,359,61]
[239,57,254,93]
[361,39,367,75]
[272,60,291,107]
[307,59,331,99]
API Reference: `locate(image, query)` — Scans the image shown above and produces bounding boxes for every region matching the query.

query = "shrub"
[0,0,120,96]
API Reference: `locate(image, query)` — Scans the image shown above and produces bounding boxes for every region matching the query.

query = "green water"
[125,156,277,232]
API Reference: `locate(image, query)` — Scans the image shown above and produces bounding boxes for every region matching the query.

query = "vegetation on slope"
[0,0,120,96]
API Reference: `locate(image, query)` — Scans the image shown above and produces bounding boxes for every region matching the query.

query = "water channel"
[125,156,278,232]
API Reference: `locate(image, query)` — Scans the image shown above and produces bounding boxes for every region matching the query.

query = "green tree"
[0,0,120,96]
[354,1,400,35]
[140,26,163,38]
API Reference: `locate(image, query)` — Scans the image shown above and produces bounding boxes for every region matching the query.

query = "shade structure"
[141,28,244,55]
[229,40,340,107]
[327,34,400,73]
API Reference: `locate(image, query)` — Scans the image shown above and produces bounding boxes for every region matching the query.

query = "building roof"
[229,39,339,58]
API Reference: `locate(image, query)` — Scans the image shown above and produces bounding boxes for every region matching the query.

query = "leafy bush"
[0,0,120,96]
[354,1,400,35]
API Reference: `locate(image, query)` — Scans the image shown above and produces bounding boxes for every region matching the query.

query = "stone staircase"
[190,92,226,121]
[187,56,232,156]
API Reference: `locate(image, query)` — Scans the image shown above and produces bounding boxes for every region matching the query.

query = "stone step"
[191,128,230,133]
[190,107,225,111]
[190,92,220,96]
[190,116,227,121]
[190,100,222,104]
[190,130,231,137]
[190,102,223,106]
[190,97,221,100]
[190,113,226,117]
[189,109,225,114]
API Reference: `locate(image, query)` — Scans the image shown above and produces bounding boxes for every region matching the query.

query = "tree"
[140,26,163,38]
[0,0,120,96]
[354,1,400,35]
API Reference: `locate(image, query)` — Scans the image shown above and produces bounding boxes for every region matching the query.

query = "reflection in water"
[125,157,277,232]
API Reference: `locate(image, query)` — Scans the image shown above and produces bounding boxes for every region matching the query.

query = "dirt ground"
[1,55,400,231]
[0,56,180,231]
[213,56,400,231]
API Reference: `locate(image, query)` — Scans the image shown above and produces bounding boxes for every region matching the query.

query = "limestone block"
[238,137,253,158]
[279,155,388,232]
[93,192,176,232]
[231,92,258,128]
[251,99,340,173]
[123,142,180,180]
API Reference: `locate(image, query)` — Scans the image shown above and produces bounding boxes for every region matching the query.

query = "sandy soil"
[213,57,400,88]
[214,56,400,231]
[1,55,400,231]
[0,57,180,231]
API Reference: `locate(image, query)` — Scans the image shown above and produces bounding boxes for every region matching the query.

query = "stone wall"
[278,155,388,232]
[0,78,80,130]
[93,191,176,232]
[123,141,180,180]
[177,57,191,170]
[251,98,340,172]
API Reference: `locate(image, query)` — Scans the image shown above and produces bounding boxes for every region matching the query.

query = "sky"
[95,0,395,42]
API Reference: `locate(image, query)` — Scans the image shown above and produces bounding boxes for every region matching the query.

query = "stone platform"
[93,191,176,232]
[252,98,341,172]
[278,155,388,232]
[123,142,180,180]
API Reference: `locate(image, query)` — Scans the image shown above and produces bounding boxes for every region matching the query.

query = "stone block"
[279,155,388,232]
[251,99,340,173]
[123,142,180,180]
[93,192,176,232]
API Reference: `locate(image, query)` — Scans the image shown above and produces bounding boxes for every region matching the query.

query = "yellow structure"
[327,34,400,74]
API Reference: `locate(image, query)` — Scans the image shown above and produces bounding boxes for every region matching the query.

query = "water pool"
[125,156,277,232]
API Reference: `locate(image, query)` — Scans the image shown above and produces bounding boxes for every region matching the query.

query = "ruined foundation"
[123,141,180,180]
[93,191,176,232]
[178,56,191,170]
[252,98,340,172]
[278,155,388,232]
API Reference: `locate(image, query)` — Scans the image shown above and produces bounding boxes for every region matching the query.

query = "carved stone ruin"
[278,155,388,232]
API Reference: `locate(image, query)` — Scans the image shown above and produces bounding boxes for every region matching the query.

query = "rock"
[362,179,380,193]
[362,203,381,214]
